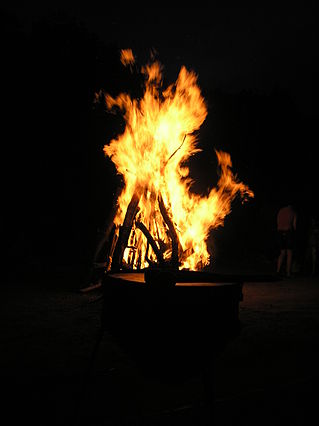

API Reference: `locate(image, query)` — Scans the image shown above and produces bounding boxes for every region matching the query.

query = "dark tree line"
[2,8,317,280]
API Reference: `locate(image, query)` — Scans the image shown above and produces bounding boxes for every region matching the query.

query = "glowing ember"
[101,49,254,271]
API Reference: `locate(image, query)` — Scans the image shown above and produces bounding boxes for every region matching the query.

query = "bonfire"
[97,49,254,272]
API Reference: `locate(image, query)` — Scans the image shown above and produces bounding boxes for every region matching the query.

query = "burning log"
[90,181,124,267]
[135,221,165,266]
[105,226,118,270]
[111,187,142,271]
[158,194,182,269]
[108,191,180,270]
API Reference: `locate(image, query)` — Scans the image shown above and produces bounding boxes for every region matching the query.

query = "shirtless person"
[276,204,297,278]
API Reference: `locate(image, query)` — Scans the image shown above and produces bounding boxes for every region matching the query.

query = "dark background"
[2,3,318,282]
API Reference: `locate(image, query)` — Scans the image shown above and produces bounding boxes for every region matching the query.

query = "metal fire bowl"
[101,270,243,380]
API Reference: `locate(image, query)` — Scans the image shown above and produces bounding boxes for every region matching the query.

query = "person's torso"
[277,206,295,231]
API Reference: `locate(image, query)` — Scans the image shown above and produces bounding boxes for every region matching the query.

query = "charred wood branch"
[135,221,164,265]
[80,282,102,293]
[106,227,118,271]
[180,246,194,264]
[111,188,141,271]
[92,181,124,265]
[145,256,156,267]
[161,134,187,174]
[158,194,181,269]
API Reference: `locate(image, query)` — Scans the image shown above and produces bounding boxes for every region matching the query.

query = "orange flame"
[103,49,254,270]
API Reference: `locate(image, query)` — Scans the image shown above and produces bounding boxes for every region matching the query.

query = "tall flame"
[102,49,254,270]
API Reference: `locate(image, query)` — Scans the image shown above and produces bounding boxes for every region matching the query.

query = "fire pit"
[101,269,243,380]
[90,49,256,385]
[86,49,258,423]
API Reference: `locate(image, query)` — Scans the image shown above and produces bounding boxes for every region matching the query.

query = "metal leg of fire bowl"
[88,326,105,372]
[74,327,105,425]
[201,358,215,425]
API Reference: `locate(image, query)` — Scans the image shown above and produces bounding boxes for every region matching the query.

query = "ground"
[2,265,319,425]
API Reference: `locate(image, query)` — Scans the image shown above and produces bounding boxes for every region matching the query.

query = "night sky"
[8,2,319,115]
[2,2,318,278]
